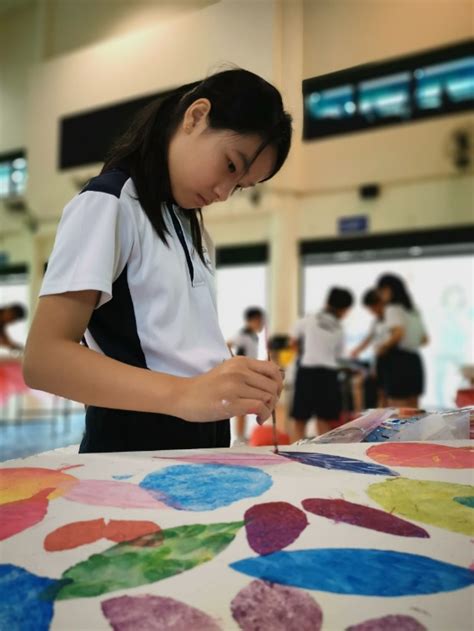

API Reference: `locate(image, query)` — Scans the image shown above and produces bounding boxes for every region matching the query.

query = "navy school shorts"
[290,366,342,422]
[382,348,424,398]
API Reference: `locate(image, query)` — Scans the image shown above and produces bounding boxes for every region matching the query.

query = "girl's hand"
[180,356,283,423]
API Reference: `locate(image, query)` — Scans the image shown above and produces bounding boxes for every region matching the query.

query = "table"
[1,441,473,630]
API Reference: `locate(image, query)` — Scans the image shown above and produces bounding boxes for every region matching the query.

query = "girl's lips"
[197,193,209,206]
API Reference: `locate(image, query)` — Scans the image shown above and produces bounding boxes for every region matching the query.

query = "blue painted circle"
[140,463,272,511]
[0,564,60,631]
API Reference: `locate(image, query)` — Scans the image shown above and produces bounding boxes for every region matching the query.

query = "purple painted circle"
[231,579,322,631]
[245,501,308,555]
[101,594,221,631]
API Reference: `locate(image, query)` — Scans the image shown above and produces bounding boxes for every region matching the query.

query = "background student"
[23,68,291,453]
[290,287,354,441]
[350,288,389,408]
[376,273,429,408]
[227,306,265,445]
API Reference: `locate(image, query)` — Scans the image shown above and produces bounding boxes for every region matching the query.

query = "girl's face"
[378,285,392,304]
[168,99,277,209]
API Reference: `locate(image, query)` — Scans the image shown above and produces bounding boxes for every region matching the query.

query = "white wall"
[43,0,216,58]
[0,4,38,153]
[303,0,472,77]
[298,174,474,238]
[301,0,474,190]
[25,0,277,219]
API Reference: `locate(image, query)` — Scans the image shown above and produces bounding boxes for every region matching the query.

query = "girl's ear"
[182,98,211,133]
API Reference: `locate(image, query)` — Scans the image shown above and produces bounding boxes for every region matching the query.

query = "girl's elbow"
[22,344,44,390]
[22,354,39,389]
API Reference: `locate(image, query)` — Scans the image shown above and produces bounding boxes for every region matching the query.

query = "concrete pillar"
[269,195,300,335]
[268,0,304,335]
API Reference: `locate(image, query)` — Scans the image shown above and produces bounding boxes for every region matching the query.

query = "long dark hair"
[377,274,414,311]
[103,68,292,260]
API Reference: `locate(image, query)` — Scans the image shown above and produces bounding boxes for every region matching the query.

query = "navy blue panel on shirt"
[167,203,194,283]
[88,265,148,369]
[80,168,129,199]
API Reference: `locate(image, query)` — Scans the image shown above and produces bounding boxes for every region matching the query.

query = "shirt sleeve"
[40,191,133,309]
[384,305,405,329]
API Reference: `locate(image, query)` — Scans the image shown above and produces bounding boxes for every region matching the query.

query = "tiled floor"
[0,413,85,462]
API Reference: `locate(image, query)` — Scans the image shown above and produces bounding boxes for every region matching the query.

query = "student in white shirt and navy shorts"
[227,306,265,444]
[23,69,292,453]
[290,287,353,441]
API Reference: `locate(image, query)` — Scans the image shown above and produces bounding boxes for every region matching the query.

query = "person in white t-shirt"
[227,306,265,444]
[350,288,389,407]
[22,69,291,453]
[290,287,354,441]
[376,274,429,408]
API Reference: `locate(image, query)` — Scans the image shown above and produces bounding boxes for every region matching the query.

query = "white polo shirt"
[40,169,230,377]
[368,318,390,352]
[229,328,259,359]
[384,304,427,352]
[292,311,344,369]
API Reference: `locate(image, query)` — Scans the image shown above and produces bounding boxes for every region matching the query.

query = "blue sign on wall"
[338,215,369,235]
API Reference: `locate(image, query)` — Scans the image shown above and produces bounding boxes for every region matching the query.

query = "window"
[60,85,187,169]
[303,40,473,140]
[358,72,411,120]
[415,57,474,110]
[0,152,27,199]
[216,244,269,360]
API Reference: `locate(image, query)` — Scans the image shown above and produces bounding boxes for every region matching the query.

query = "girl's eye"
[228,161,236,173]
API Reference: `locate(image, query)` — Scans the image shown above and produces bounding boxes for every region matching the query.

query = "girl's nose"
[213,182,235,202]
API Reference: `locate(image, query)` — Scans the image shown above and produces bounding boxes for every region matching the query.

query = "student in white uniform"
[227,306,265,444]
[23,69,291,453]
[376,274,429,408]
[290,287,354,441]
[350,288,389,407]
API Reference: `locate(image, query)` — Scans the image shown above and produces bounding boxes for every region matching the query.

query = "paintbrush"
[229,328,280,453]
[270,399,279,454]
[265,327,279,455]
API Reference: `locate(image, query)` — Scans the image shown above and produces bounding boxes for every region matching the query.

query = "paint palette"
[1,441,473,630]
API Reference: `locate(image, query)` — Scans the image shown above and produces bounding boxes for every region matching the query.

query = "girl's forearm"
[352,334,373,356]
[23,340,189,418]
